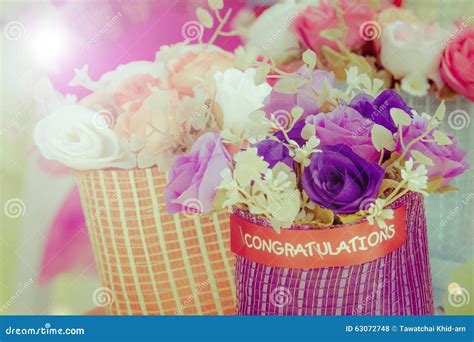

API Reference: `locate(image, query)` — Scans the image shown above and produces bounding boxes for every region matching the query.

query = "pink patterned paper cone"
[233,192,434,315]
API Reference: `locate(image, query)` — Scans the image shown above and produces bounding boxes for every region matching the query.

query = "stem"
[387,126,436,170]
[385,188,410,207]
[398,125,405,150]
[378,150,384,165]
[384,179,407,204]
[208,8,232,46]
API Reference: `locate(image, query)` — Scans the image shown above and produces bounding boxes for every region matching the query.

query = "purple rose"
[254,139,293,168]
[350,89,412,133]
[396,115,469,186]
[273,119,309,147]
[164,132,230,214]
[264,66,335,119]
[302,144,384,214]
[306,106,380,162]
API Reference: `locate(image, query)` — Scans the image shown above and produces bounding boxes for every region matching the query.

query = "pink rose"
[294,0,375,53]
[114,88,180,142]
[76,61,164,115]
[156,44,234,98]
[113,88,183,169]
[164,132,230,214]
[440,27,474,101]
[396,115,469,186]
[306,106,380,162]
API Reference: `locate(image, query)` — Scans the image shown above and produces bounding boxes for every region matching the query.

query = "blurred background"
[1,0,473,315]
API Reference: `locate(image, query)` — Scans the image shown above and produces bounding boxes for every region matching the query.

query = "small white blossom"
[291,136,320,166]
[345,66,360,88]
[366,199,394,230]
[401,158,428,195]
[401,74,430,97]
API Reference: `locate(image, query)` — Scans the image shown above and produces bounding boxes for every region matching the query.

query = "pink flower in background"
[156,44,234,98]
[396,115,469,186]
[440,27,474,101]
[114,88,180,142]
[164,132,230,214]
[293,0,375,53]
[306,106,380,162]
[76,61,164,115]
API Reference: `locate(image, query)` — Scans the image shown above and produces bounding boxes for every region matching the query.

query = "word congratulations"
[242,225,395,258]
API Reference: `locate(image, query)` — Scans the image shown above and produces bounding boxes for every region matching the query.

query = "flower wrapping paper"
[234,192,434,315]
[74,167,235,315]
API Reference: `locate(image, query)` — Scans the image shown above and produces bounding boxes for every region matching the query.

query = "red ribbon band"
[231,206,407,269]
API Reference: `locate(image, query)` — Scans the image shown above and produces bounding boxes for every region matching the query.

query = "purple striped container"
[234,192,434,315]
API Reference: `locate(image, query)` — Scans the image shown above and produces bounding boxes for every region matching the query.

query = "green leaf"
[208,0,224,10]
[390,108,412,127]
[433,130,452,145]
[371,124,395,152]
[319,28,343,41]
[254,65,270,85]
[411,150,434,166]
[290,106,304,121]
[196,7,214,28]
[274,77,305,94]
[434,101,446,121]
[301,123,315,140]
[302,49,317,71]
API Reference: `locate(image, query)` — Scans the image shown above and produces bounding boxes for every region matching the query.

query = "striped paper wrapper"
[234,192,434,315]
[74,167,235,315]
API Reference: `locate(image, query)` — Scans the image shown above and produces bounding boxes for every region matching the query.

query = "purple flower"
[396,115,469,186]
[263,66,335,119]
[164,132,230,214]
[254,139,293,168]
[306,106,379,162]
[350,89,412,133]
[302,144,384,214]
[274,119,309,147]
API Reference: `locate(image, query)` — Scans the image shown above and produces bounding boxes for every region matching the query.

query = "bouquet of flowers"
[239,0,474,102]
[166,44,469,314]
[33,0,266,315]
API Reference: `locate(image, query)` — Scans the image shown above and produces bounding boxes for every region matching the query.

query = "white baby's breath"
[365,199,394,230]
[218,150,300,233]
[401,158,428,195]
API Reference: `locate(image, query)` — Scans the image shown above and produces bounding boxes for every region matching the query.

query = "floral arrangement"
[166,44,469,231]
[34,0,269,172]
[239,0,474,101]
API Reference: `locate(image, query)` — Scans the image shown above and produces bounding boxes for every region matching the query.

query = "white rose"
[34,105,135,171]
[245,1,304,63]
[380,21,448,84]
[214,68,271,133]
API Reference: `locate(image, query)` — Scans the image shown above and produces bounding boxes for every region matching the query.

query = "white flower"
[401,74,430,97]
[218,152,300,233]
[69,61,165,92]
[34,105,135,171]
[380,21,448,85]
[345,66,362,88]
[245,0,304,63]
[291,136,321,166]
[214,68,272,136]
[366,199,394,230]
[233,148,269,187]
[401,158,428,194]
